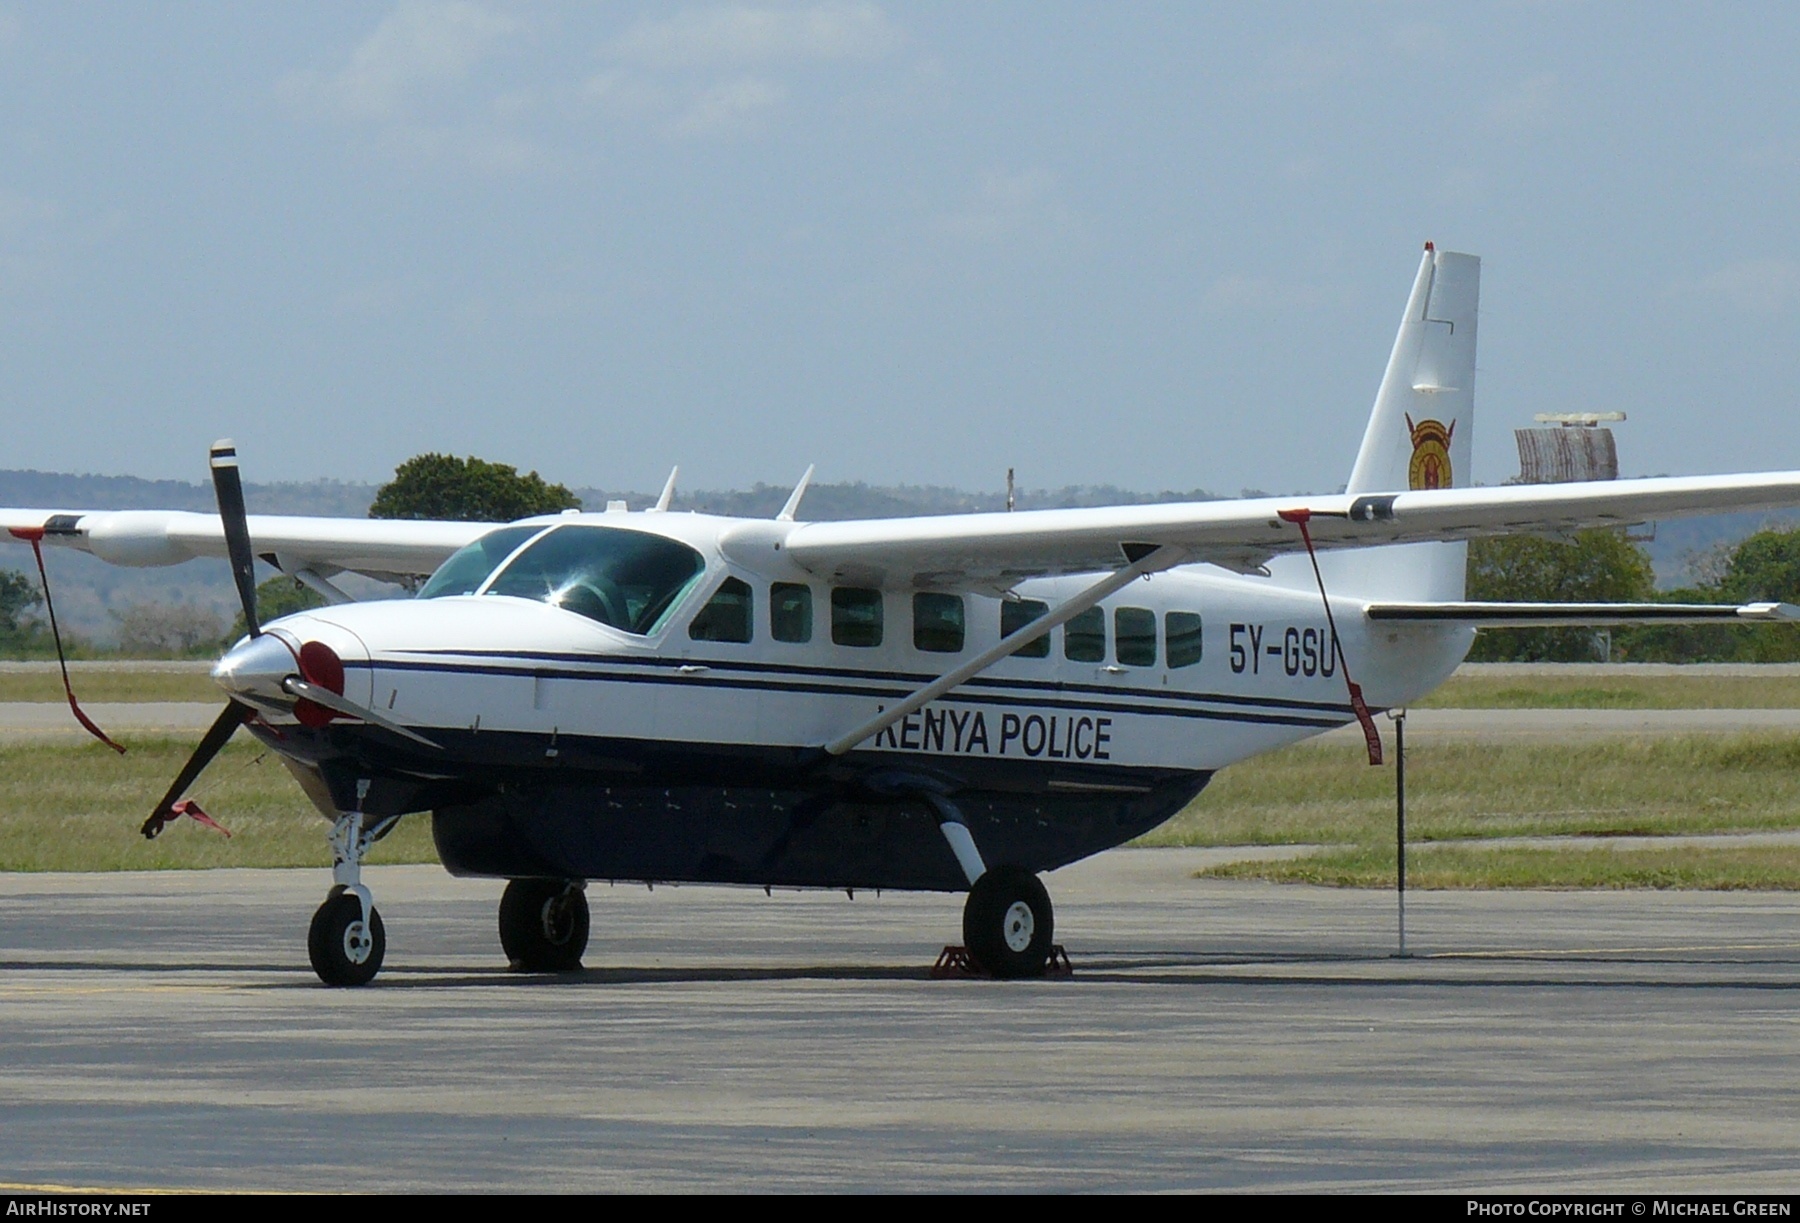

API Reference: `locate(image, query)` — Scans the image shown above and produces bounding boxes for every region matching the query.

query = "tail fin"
[1286,244,1480,602]
[1346,243,1479,496]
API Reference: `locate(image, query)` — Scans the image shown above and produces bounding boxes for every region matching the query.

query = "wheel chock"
[931,944,1072,979]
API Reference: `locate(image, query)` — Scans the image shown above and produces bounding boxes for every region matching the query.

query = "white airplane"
[8,244,1800,986]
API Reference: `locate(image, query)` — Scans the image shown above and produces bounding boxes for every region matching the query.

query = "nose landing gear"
[308,780,394,987]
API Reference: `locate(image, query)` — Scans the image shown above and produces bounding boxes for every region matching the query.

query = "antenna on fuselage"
[776,464,815,522]
[651,466,678,513]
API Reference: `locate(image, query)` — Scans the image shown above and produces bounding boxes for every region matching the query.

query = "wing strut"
[824,544,1185,756]
[1278,508,1382,766]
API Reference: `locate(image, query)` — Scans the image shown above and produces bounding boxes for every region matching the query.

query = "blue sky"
[1,2,1797,498]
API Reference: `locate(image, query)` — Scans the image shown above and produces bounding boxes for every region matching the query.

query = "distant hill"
[1638,509,1800,587]
[2,465,1788,642]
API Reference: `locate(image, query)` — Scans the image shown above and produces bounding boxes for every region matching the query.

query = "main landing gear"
[499,878,590,972]
[962,865,1055,979]
[932,802,1056,979]
[308,782,394,987]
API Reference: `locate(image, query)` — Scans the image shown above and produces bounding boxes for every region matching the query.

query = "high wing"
[0,508,491,583]
[780,471,1800,589]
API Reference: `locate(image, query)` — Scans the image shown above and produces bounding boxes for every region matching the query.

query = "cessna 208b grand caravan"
[8,244,1800,986]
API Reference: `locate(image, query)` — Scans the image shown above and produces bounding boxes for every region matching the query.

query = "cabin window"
[1064,607,1105,662]
[1115,607,1157,667]
[688,576,753,643]
[417,526,544,599]
[481,525,706,635]
[1166,611,1203,668]
[913,592,965,653]
[1001,599,1050,658]
[770,582,812,643]
[831,587,884,647]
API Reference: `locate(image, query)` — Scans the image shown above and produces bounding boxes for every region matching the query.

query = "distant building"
[1514,413,1624,483]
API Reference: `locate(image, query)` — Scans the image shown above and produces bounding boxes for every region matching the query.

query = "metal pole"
[1393,707,1408,958]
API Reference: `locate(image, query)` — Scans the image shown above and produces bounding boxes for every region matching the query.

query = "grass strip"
[0,738,437,872]
[1420,673,1800,709]
[1139,733,1800,848]
[8,729,1800,883]
[1199,843,1800,890]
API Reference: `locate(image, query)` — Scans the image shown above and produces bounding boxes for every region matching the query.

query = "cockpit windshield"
[416,526,545,600]
[480,525,707,635]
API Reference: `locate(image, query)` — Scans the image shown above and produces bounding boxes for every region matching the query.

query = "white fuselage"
[248,510,1474,782]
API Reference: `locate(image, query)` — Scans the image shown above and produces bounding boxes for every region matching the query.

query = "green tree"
[369,454,580,523]
[1619,527,1800,662]
[0,570,44,649]
[1465,529,1655,661]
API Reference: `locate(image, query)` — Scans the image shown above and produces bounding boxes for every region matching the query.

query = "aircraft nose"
[212,632,301,710]
[212,619,372,714]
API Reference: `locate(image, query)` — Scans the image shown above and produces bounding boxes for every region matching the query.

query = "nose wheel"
[499,878,590,972]
[308,888,386,987]
[962,865,1055,979]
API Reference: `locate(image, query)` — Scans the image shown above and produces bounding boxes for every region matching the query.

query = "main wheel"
[962,866,1054,979]
[307,890,386,987]
[499,878,590,972]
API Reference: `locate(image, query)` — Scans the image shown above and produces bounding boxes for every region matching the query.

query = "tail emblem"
[1405,414,1454,490]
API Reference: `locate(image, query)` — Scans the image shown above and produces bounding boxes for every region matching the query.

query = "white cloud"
[1388,22,1450,60]
[1739,139,1800,171]
[933,169,1076,245]
[281,0,519,122]
[279,2,547,173]
[609,1,902,70]
[1487,73,1557,133]
[668,76,786,138]
[1257,40,1363,93]
[1675,259,1800,313]
[587,3,904,141]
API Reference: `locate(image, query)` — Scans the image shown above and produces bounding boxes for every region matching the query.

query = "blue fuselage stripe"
[359,654,1353,730]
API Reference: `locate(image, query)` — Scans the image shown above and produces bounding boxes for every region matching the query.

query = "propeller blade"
[282,677,442,749]
[142,700,255,839]
[210,438,261,638]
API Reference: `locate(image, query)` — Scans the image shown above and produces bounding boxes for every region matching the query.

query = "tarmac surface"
[3,851,1800,1193]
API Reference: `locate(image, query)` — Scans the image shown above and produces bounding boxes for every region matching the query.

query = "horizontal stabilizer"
[1364,601,1800,628]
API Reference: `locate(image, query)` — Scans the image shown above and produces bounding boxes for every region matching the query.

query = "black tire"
[962,866,1054,979]
[499,878,590,972]
[307,891,386,987]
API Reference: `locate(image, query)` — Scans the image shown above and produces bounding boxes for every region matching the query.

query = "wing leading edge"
[781,471,1800,590]
[0,508,491,582]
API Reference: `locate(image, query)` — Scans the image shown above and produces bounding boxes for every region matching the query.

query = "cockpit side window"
[689,576,754,643]
[417,526,545,600]
[481,525,707,635]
